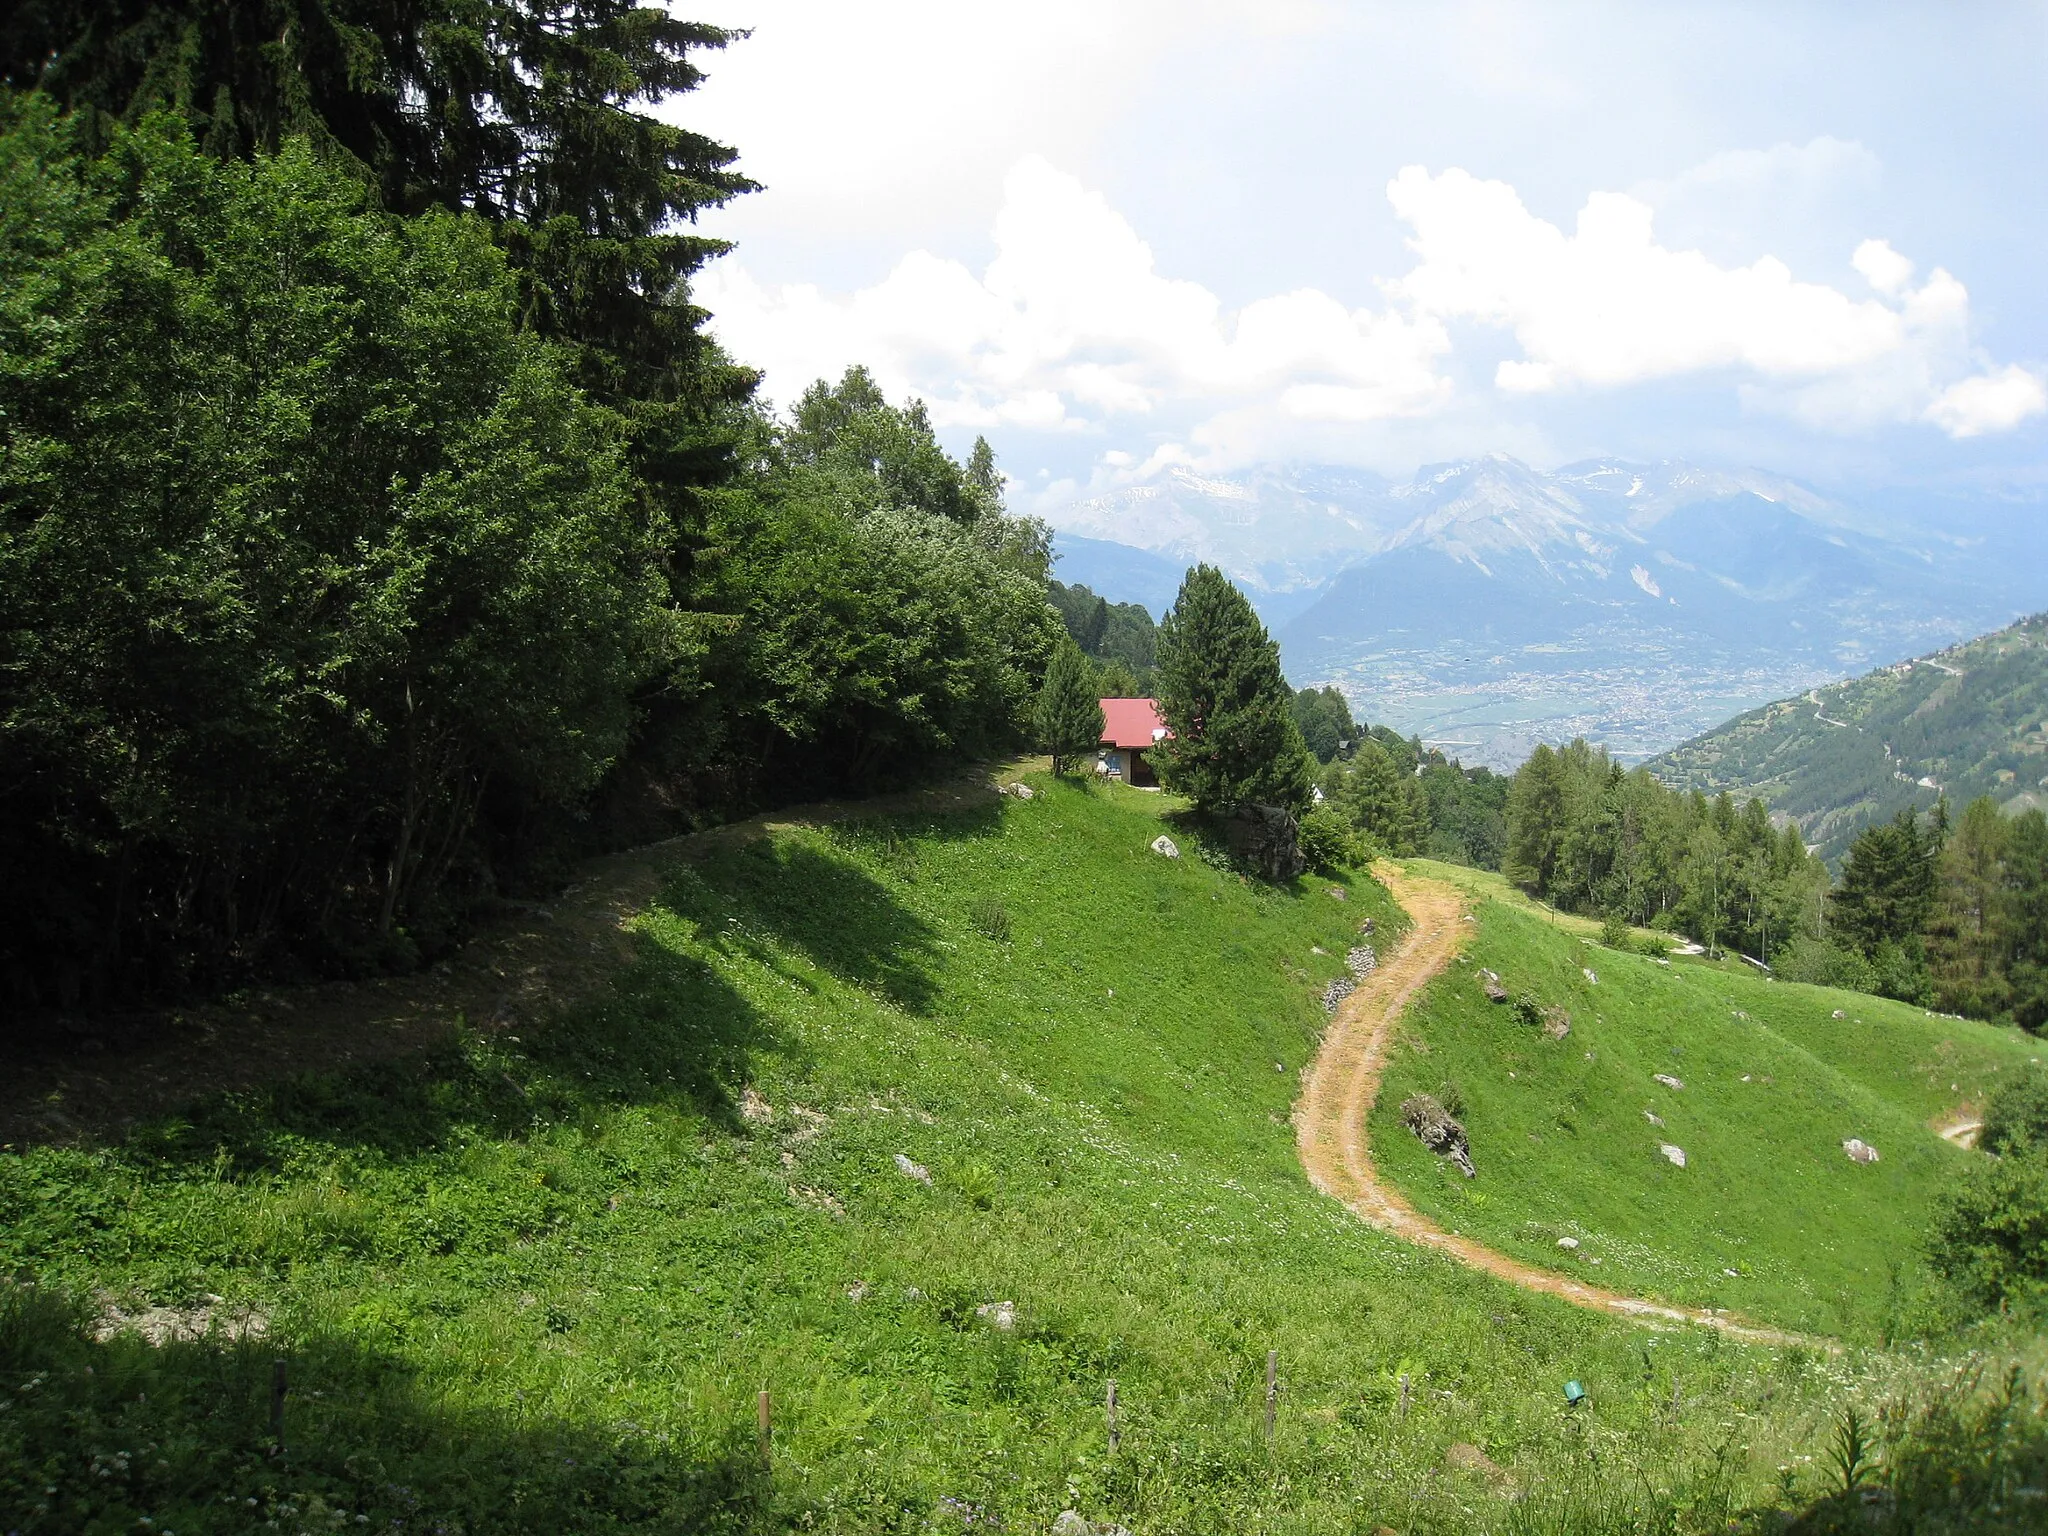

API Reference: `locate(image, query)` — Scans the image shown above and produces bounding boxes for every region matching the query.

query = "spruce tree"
[1150,565,1313,814]
[1037,638,1106,777]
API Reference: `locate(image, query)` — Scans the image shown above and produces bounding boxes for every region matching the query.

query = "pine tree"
[1036,638,1105,777]
[1150,565,1314,814]
[1502,743,1569,896]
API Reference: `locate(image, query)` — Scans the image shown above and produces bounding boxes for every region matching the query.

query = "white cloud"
[700,155,1454,441]
[699,154,2043,471]
[1925,366,2048,438]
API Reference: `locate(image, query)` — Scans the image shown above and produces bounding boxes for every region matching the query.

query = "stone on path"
[1006,782,1034,799]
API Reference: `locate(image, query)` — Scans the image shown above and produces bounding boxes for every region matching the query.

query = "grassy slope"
[1375,862,2042,1340]
[0,778,1884,1534]
[1648,611,2048,862]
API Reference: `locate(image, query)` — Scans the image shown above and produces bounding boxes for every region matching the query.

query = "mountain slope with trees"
[1649,612,2048,864]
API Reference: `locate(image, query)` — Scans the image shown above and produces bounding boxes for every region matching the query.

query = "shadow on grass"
[0,1284,775,1533]
[673,830,981,1017]
[117,926,776,1175]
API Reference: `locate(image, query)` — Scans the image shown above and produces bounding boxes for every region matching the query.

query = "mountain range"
[1050,456,2048,767]
[1648,612,2048,865]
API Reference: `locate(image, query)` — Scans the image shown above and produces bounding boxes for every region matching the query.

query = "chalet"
[1097,698,1169,786]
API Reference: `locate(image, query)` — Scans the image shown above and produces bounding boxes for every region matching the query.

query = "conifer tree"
[1037,638,1105,777]
[1150,565,1314,814]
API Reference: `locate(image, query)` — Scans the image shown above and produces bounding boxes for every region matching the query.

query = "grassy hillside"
[0,779,2040,1534]
[1375,862,2042,1340]
[1648,612,2048,863]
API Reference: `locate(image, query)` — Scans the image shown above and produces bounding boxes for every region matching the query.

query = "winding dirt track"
[1296,863,1822,1348]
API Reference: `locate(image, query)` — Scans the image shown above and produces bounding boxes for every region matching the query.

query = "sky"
[675,1,2048,513]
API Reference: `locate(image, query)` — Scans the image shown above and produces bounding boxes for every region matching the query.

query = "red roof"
[1099,697,1169,749]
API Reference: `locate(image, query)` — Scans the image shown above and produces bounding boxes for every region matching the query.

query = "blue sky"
[678,1,2048,510]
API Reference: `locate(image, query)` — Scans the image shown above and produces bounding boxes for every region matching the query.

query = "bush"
[1981,1070,2048,1158]
[1776,937,1879,992]
[1298,803,1365,872]
[1600,910,1630,949]
[1926,1145,2048,1309]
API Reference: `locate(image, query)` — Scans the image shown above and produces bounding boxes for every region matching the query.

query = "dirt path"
[1296,863,1823,1349]
[1,765,1023,1149]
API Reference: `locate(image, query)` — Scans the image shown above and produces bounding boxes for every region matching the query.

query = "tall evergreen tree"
[1037,638,1106,777]
[1832,808,1943,955]
[2003,810,2048,1031]
[1150,565,1313,815]
[1502,743,1569,895]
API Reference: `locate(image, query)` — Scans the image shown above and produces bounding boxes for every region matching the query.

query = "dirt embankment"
[1295,863,1822,1349]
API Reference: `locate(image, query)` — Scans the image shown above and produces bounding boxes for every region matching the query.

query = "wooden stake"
[1397,1373,1410,1421]
[1264,1350,1278,1445]
[1106,1378,1119,1455]
[757,1388,772,1465]
[269,1359,288,1448]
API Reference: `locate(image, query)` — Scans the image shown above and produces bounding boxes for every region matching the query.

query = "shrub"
[1298,803,1364,872]
[1926,1145,2048,1309]
[1777,937,1879,992]
[1981,1069,2048,1158]
[1600,910,1631,949]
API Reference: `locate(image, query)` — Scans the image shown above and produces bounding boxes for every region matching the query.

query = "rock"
[1722,1268,1739,1278]
[1311,944,1328,955]
[1479,967,1510,1003]
[1653,1073,1684,1091]
[1582,967,1599,985]
[975,1300,1017,1330]
[1223,803,1307,881]
[1322,976,1356,1014]
[1556,1236,1579,1250]
[1542,1007,1571,1041]
[893,1152,932,1185]
[1327,885,1347,901]
[1401,1093,1475,1177]
[1843,1138,1881,1164]
[1347,945,1378,979]
[1659,1144,1687,1168]
[1150,834,1180,858]
[1007,782,1035,800]
[740,1087,773,1124]
[1832,1008,1847,1019]
[1359,915,1375,934]
[1643,1110,1664,1127]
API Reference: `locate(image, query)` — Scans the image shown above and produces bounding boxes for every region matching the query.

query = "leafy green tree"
[2003,810,2048,1031]
[1325,740,1425,855]
[1150,565,1313,815]
[1833,808,1942,954]
[1929,796,2013,1018]
[1037,639,1106,776]
[1927,1145,2048,1310]
[1502,743,1569,895]
[1291,685,1359,763]
[0,105,671,1003]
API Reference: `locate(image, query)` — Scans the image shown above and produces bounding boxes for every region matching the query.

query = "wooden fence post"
[1397,1372,1410,1421]
[757,1388,772,1466]
[1106,1378,1119,1455]
[1264,1350,1277,1446]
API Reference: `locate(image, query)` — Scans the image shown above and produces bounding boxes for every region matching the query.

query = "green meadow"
[1,780,2042,1533]
[1375,861,2042,1341]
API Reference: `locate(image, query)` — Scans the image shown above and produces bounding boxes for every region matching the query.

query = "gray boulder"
[1401,1093,1475,1177]
[1224,803,1307,881]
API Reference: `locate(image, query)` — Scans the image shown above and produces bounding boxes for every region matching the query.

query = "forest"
[0,8,1058,1016]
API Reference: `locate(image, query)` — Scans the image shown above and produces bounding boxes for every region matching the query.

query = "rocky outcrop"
[1224,803,1306,881]
[1401,1092,1475,1177]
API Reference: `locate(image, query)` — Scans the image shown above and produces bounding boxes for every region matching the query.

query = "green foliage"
[1297,801,1367,872]
[1979,1068,2048,1158]
[1150,564,1314,815]
[1832,810,1942,958]
[0,104,673,1001]
[1048,578,1156,680]
[1290,685,1358,763]
[1775,938,1879,993]
[1926,1145,2048,1310]
[1600,910,1631,949]
[1036,638,1107,776]
[1498,739,1828,967]
[1320,740,1429,855]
